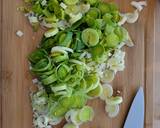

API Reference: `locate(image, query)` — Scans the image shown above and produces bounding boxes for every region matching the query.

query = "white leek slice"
[101,70,115,83]
[105,104,120,118]
[105,96,123,106]
[60,2,67,9]
[69,13,82,25]
[70,110,82,125]
[63,123,79,128]
[80,4,90,14]
[126,10,139,24]
[49,116,62,126]
[44,28,59,38]
[65,109,75,122]
[125,33,134,47]
[41,0,47,6]
[51,46,73,53]
[51,84,67,92]
[131,1,147,12]
[28,16,38,23]
[41,20,57,28]
[100,84,113,100]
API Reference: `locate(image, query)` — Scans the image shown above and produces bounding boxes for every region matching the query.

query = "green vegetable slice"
[114,27,128,42]
[87,84,103,98]
[48,0,59,11]
[44,28,59,38]
[41,73,57,85]
[86,0,99,5]
[71,93,88,108]
[58,32,73,47]
[81,28,99,47]
[50,103,68,117]
[98,2,110,14]
[28,49,48,64]
[31,57,52,72]
[65,5,80,15]
[72,32,85,51]
[32,3,43,15]
[52,54,69,63]
[93,19,105,30]
[56,63,71,82]
[105,24,115,35]
[85,73,100,92]
[64,0,79,5]
[91,44,105,61]
[78,106,94,122]
[86,8,101,19]
[106,33,120,48]
[51,83,67,92]
[40,37,55,51]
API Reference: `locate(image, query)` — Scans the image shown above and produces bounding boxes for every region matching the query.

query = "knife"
[123,87,145,128]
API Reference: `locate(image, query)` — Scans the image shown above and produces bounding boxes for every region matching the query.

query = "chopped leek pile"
[21,0,147,127]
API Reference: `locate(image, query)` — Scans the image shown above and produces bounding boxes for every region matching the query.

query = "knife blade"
[123,87,144,128]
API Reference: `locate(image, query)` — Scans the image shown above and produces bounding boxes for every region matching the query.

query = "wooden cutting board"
[0,0,156,128]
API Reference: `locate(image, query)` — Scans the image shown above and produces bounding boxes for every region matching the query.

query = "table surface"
[0,0,160,128]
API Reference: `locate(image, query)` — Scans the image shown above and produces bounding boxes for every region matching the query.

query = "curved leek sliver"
[69,13,83,25]
[51,46,73,54]
[56,64,71,82]
[85,73,100,92]
[65,109,75,122]
[105,96,123,106]
[31,57,52,72]
[58,32,73,47]
[51,83,67,92]
[41,73,57,85]
[54,90,68,96]
[28,49,48,64]
[44,28,59,38]
[51,53,69,63]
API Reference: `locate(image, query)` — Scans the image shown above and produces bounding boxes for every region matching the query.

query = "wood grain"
[0,0,158,128]
[0,0,3,127]
[154,0,160,127]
